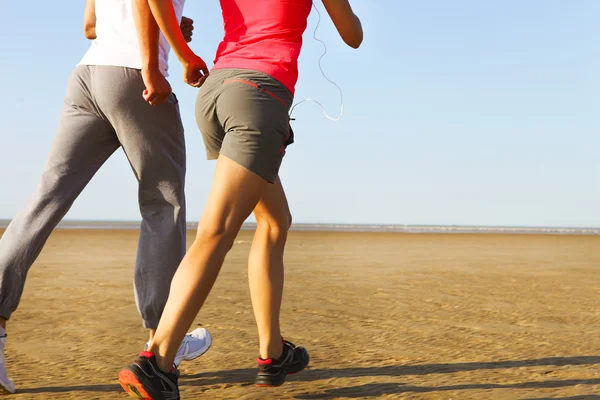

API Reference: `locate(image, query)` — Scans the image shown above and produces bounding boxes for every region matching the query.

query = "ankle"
[156,356,174,373]
[260,339,283,360]
[147,346,174,372]
[0,318,6,331]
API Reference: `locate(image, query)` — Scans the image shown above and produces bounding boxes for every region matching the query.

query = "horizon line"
[0,219,598,235]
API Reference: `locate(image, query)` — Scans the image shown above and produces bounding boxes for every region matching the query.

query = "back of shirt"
[213,0,312,94]
[79,0,185,76]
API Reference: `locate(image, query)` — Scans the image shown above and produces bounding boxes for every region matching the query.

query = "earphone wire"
[289,2,344,122]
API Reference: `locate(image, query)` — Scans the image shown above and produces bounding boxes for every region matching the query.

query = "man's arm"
[146,0,208,87]
[133,0,162,71]
[83,0,97,39]
[146,0,194,64]
[133,0,172,105]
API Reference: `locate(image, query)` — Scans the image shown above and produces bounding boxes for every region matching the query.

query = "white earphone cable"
[289,3,344,122]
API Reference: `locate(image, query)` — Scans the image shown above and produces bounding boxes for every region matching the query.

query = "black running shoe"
[119,352,180,400]
[255,339,309,387]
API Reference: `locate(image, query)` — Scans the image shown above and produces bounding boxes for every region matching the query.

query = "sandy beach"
[1,228,599,399]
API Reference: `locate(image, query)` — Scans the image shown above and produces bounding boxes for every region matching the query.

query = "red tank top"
[212,0,312,94]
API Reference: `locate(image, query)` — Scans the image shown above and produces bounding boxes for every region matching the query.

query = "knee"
[36,167,78,204]
[39,166,68,193]
[256,211,292,244]
[138,181,184,211]
[194,223,237,254]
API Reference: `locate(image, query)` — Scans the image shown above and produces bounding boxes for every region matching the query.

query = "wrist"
[176,46,196,66]
[141,58,160,71]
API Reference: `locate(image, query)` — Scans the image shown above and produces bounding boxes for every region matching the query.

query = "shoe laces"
[182,332,199,343]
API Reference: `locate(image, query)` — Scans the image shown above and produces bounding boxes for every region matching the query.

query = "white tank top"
[78,0,185,76]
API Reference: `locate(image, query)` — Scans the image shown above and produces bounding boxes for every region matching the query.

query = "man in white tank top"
[80,0,184,77]
[0,1,210,393]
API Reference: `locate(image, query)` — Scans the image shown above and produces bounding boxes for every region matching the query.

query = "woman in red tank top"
[120,1,362,397]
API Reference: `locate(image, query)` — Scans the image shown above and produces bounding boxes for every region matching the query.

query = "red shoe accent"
[255,382,284,387]
[256,358,273,365]
[119,369,154,399]
[139,351,154,358]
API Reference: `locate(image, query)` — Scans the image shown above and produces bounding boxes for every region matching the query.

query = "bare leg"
[249,177,291,360]
[148,155,268,371]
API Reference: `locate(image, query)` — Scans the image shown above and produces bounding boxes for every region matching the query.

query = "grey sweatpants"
[0,65,186,328]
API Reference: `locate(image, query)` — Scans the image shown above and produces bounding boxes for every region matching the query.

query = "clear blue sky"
[1,1,599,227]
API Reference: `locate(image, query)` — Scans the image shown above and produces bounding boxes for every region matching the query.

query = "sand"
[1,229,599,399]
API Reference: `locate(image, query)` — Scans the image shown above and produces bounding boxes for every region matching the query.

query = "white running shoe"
[146,327,212,367]
[0,328,16,394]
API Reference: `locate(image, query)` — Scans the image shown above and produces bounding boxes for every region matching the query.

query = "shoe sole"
[118,369,155,400]
[254,370,302,388]
[256,379,289,388]
[174,330,213,366]
[0,382,15,395]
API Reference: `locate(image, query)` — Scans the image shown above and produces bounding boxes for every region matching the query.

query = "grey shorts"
[195,68,294,183]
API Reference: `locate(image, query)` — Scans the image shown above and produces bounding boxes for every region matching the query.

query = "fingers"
[191,74,208,88]
[141,67,173,105]
[180,16,194,42]
[180,16,193,26]
[197,74,209,87]
[143,89,170,106]
[143,89,157,105]
[182,26,194,42]
[184,70,209,88]
[187,79,203,88]
[184,76,200,87]
[182,56,209,87]
[185,76,203,88]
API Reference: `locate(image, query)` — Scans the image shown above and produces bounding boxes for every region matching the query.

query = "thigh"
[198,154,268,237]
[46,67,119,180]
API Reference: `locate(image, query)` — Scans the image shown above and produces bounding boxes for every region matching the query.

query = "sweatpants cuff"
[143,319,160,330]
[0,307,13,321]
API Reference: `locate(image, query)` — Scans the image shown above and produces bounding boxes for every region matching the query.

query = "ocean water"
[0,220,598,235]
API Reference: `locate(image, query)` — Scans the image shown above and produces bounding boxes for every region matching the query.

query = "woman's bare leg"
[248,177,291,360]
[147,155,268,371]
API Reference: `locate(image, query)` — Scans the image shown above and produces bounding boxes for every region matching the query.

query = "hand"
[180,16,194,43]
[141,67,172,105]
[182,53,209,87]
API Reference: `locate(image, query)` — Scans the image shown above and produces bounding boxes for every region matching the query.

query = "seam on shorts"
[223,78,289,108]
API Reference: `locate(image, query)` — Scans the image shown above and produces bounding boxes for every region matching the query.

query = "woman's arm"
[322,0,363,49]
[83,0,97,39]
